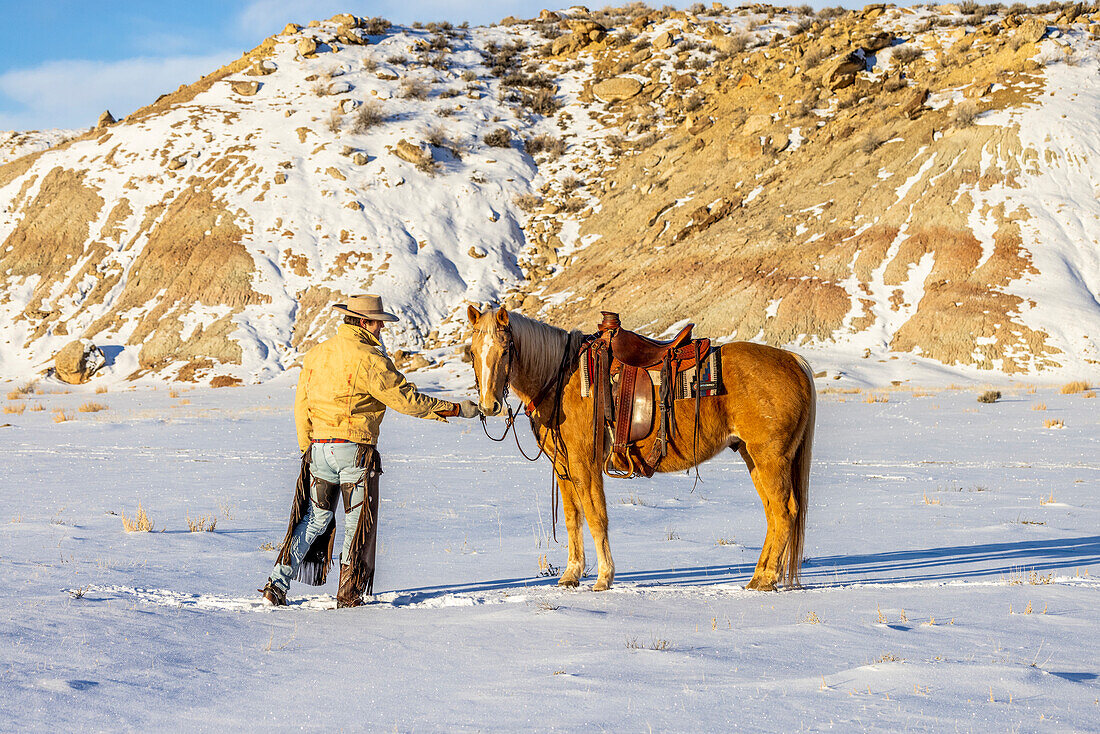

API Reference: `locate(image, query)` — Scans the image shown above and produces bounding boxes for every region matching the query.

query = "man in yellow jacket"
[262,294,480,608]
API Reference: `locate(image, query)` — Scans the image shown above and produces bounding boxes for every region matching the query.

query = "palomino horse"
[467,306,816,592]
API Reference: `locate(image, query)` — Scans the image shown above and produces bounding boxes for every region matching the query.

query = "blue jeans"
[268,443,367,592]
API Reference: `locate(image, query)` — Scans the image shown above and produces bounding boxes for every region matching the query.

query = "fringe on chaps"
[275,446,383,591]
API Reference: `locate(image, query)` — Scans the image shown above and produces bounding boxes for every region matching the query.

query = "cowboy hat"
[333,294,399,322]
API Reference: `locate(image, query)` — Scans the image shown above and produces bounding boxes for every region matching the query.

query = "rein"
[479,404,546,462]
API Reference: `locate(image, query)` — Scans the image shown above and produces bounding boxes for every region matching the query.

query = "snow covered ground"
[1,371,1098,731]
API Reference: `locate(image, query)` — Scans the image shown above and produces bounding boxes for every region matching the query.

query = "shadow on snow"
[384,535,1100,602]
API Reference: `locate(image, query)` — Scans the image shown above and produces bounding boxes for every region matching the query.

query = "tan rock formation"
[298,38,318,57]
[653,31,674,50]
[592,77,643,102]
[822,53,864,90]
[54,340,106,384]
[1016,18,1048,44]
[394,139,432,166]
[230,80,260,96]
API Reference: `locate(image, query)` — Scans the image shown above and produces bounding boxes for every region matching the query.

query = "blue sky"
[0,0,729,131]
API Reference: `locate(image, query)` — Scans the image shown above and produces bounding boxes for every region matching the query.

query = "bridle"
[473,320,576,539]
[474,324,545,459]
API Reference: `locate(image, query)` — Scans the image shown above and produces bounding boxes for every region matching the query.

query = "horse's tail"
[786,353,816,588]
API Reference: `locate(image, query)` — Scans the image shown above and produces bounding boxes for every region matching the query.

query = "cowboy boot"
[259,582,287,607]
[336,564,364,608]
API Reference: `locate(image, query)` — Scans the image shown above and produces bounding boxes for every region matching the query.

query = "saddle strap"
[646,353,674,471]
[613,365,639,452]
[591,342,611,459]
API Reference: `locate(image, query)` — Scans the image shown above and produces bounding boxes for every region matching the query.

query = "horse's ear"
[495,308,510,327]
[466,304,481,325]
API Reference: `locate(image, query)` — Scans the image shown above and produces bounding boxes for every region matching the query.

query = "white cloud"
[0,52,236,132]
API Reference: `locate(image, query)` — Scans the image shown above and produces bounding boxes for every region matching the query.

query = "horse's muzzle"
[481,401,506,417]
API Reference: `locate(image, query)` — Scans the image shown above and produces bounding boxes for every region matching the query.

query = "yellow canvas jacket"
[295,323,453,451]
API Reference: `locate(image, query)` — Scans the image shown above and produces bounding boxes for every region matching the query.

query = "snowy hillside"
[0,129,80,166]
[0,16,574,383]
[1,5,1099,385]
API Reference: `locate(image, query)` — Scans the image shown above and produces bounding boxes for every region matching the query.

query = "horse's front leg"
[555,468,586,587]
[572,460,614,590]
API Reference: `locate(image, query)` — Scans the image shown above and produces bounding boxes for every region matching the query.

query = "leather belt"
[312,438,352,444]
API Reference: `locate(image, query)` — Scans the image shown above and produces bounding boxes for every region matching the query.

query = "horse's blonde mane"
[503,310,584,401]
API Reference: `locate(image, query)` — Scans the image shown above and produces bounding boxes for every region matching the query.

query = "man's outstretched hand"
[457,400,482,419]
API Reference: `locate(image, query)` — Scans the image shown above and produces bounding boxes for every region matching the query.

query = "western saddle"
[580,312,718,478]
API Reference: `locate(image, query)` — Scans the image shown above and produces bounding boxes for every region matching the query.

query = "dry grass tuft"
[525,134,564,159]
[513,193,542,212]
[352,100,386,132]
[400,78,431,100]
[6,382,36,400]
[1032,402,1047,411]
[626,636,671,651]
[863,392,889,403]
[802,611,822,624]
[536,553,560,577]
[94,385,108,394]
[1043,418,1065,429]
[953,99,979,128]
[715,536,737,546]
[78,402,107,413]
[891,45,923,65]
[619,492,651,506]
[3,403,26,415]
[977,390,1001,403]
[1060,380,1089,394]
[1084,391,1097,399]
[122,502,154,532]
[187,514,217,532]
[483,128,512,148]
[53,410,72,423]
[325,108,342,134]
[1039,492,1056,506]
[922,492,942,506]
[28,403,44,412]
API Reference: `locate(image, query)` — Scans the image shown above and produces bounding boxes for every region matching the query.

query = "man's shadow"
[382,535,1100,605]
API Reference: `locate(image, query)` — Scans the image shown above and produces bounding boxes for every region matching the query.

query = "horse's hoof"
[592,579,612,591]
[557,576,579,588]
[745,578,776,592]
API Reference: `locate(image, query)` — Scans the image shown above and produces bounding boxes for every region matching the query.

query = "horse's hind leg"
[555,471,586,587]
[742,447,795,591]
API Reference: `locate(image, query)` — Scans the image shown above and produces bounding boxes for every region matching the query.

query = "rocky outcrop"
[822,53,865,90]
[1015,18,1048,43]
[230,80,261,96]
[54,340,106,384]
[592,77,642,103]
[96,110,116,128]
[551,20,606,55]
[394,139,432,166]
[298,38,318,57]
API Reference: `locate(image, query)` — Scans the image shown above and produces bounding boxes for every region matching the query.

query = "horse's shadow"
[384,536,1100,604]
